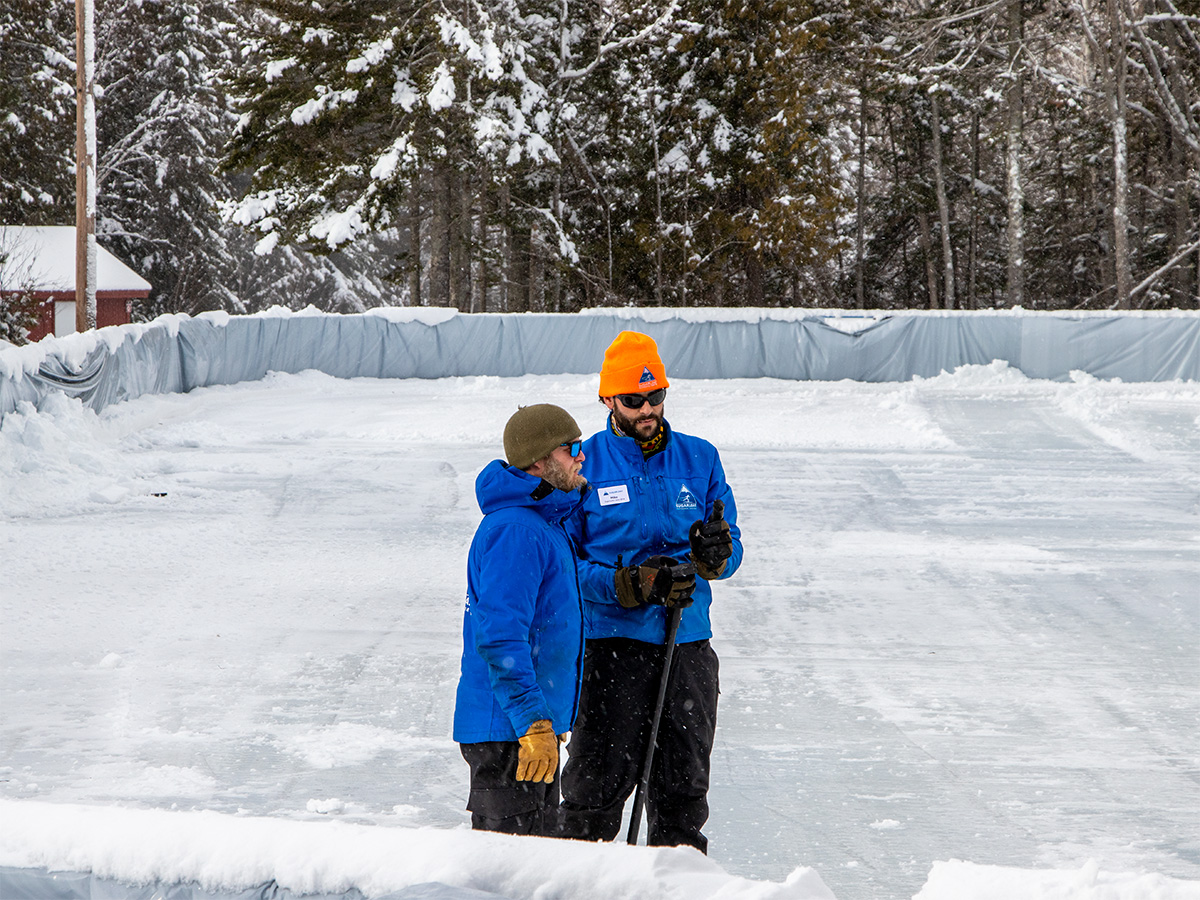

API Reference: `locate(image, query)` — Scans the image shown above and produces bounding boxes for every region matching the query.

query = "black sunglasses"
[614,388,667,409]
[560,439,584,457]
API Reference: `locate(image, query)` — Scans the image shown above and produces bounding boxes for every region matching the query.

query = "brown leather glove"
[614,564,652,608]
[689,500,731,580]
[694,556,727,580]
[614,557,696,608]
[516,719,558,783]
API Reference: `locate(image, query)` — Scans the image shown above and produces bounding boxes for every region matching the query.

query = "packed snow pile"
[1,801,1197,900]
[0,800,835,900]
[0,392,136,516]
[913,859,1200,900]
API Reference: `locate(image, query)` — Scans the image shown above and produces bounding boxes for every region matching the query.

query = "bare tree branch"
[1130,235,1200,301]
[559,1,680,82]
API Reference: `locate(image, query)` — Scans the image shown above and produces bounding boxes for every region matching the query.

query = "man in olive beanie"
[453,403,589,835]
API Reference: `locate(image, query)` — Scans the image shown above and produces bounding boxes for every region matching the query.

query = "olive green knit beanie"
[503,404,582,470]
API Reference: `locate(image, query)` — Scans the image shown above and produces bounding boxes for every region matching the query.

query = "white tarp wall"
[2,308,1198,420]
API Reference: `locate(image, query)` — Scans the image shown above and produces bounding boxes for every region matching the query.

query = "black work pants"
[559,636,719,853]
[460,740,560,835]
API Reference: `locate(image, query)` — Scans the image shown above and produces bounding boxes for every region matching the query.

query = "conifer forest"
[2,0,1198,326]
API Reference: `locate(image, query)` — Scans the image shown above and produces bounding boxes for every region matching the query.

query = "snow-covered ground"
[1,365,1198,900]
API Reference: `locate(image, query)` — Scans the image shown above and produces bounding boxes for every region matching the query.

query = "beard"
[541,452,587,493]
[611,404,663,441]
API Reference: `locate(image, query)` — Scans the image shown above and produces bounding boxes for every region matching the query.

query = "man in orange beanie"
[559,331,742,853]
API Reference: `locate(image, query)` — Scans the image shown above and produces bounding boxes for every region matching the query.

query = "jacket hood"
[475,458,587,521]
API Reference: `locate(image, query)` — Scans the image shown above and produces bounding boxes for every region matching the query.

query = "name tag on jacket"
[598,484,630,506]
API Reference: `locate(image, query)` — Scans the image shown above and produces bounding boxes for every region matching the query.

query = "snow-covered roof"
[0,225,151,293]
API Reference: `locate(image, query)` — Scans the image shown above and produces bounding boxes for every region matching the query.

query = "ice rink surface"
[2,365,1198,899]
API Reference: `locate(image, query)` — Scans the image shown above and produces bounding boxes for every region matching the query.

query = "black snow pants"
[558,636,719,853]
[460,740,561,835]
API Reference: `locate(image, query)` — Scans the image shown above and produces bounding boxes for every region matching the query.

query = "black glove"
[614,555,696,609]
[689,499,732,580]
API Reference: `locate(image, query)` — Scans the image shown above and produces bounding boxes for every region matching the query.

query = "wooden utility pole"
[75,0,97,332]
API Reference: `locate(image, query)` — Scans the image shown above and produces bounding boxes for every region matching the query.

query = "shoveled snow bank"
[3,802,1197,900]
[914,859,1200,900]
[0,800,835,900]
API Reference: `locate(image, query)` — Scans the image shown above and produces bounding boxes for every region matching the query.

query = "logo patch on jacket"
[639,366,657,386]
[675,484,699,510]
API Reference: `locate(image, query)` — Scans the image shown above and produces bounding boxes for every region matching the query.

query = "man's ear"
[601,397,615,411]
[524,457,546,477]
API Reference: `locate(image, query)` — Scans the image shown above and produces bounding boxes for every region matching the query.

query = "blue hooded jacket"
[453,459,586,743]
[566,417,742,645]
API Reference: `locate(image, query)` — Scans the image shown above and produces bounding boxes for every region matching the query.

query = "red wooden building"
[1,226,151,341]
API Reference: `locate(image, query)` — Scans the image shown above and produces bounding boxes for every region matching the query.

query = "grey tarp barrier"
[2,311,1198,421]
[0,867,514,900]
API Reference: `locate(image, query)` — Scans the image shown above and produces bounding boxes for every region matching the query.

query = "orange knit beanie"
[598,331,669,397]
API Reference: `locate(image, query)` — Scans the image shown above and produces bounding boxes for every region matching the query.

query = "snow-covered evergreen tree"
[0,0,76,225]
[4,0,1193,313]
[94,0,245,316]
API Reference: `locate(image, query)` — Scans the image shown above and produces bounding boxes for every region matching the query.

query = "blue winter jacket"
[453,459,586,743]
[566,417,742,645]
